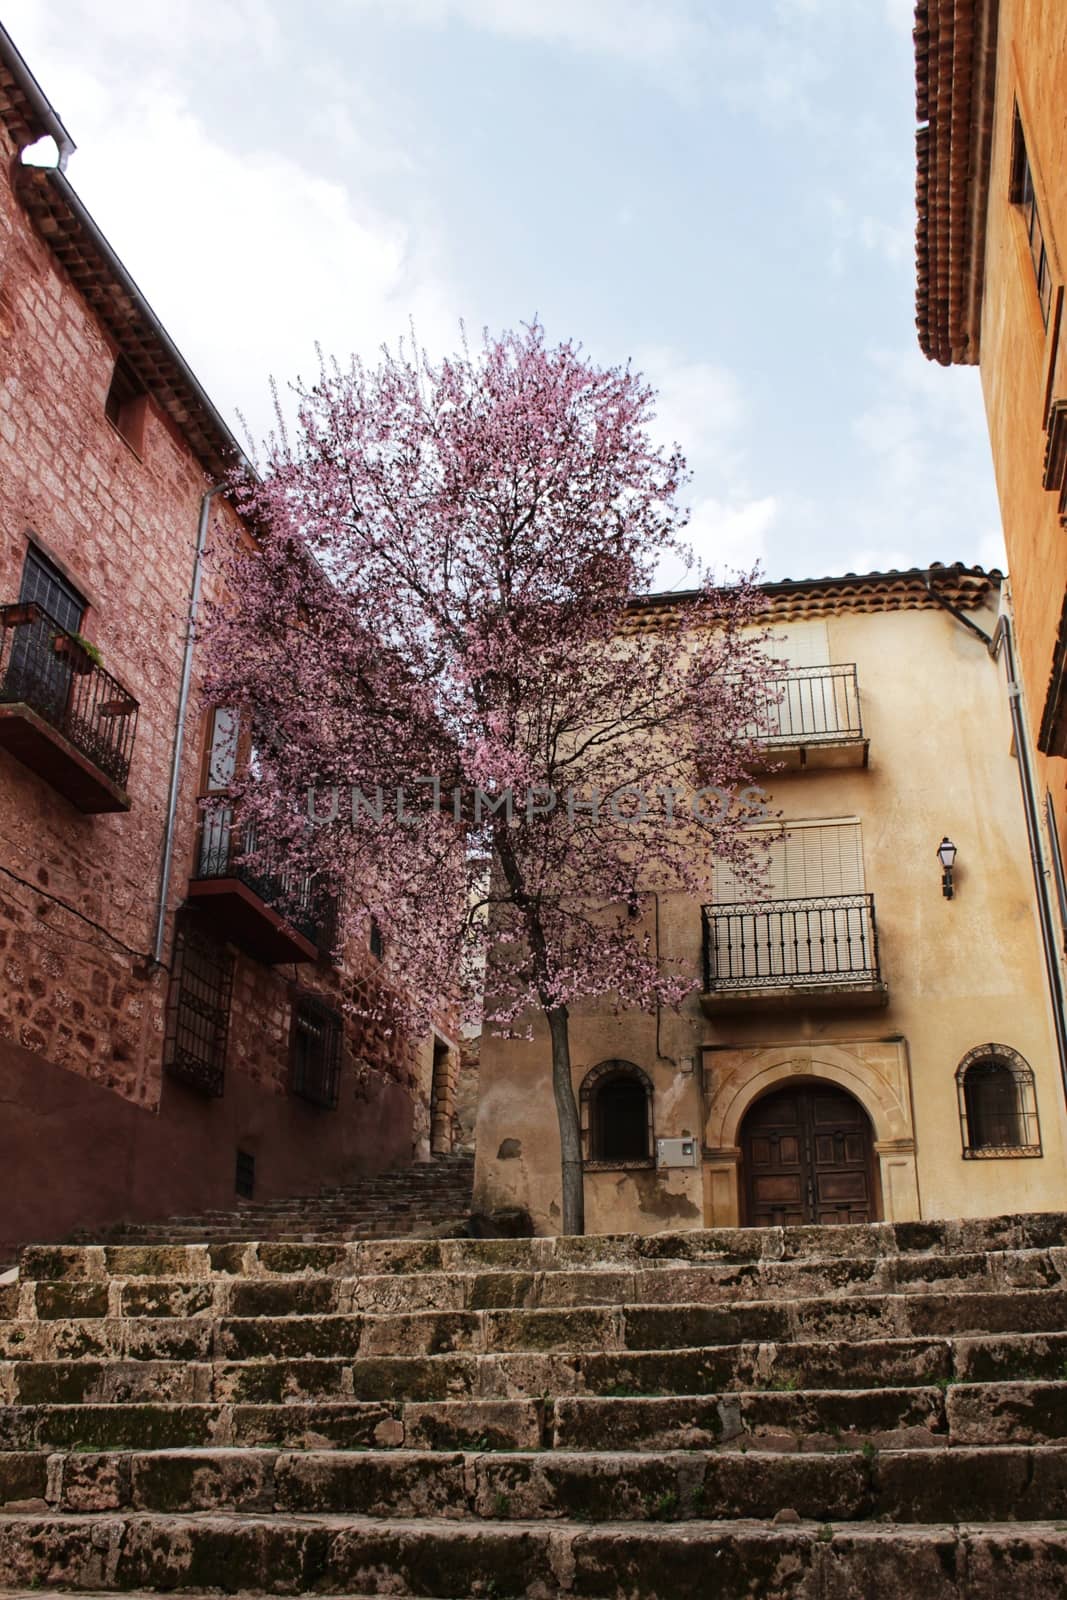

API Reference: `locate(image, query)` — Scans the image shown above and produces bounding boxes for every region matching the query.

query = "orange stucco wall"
[979,0,1067,851]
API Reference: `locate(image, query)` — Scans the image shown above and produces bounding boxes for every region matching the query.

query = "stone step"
[0,1512,1065,1596]
[3,1329,1063,1407]
[23,1214,1067,1281]
[4,1443,1067,1524]
[5,1287,1067,1363]
[1,1382,1061,1455]
[8,1248,1067,1323]
[68,1160,477,1247]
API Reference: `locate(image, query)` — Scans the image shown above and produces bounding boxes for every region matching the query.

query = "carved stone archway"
[701,1039,920,1227]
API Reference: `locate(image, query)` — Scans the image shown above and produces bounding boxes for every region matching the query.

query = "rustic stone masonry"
[70,1154,478,1247]
[2,1211,1067,1595]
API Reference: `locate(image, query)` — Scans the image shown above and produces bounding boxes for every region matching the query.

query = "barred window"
[289,993,343,1109]
[580,1059,654,1166]
[957,1044,1041,1158]
[164,916,234,1096]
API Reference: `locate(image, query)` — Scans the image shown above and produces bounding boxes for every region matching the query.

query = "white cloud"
[884,0,916,34]
[638,348,745,467]
[823,190,914,277]
[686,494,778,579]
[633,348,776,587]
[2,3,458,448]
[845,347,1004,573]
[341,0,703,66]
[5,0,282,68]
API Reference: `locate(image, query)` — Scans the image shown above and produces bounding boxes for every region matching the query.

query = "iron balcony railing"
[194,807,338,952]
[754,663,863,746]
[702,893,882,992]
[0,601,139,788]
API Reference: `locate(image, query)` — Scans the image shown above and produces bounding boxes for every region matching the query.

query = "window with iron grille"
[19,545,86,633]
[289,993,343,1109]
[164,915,234,1096]
[1011,111,1054,330]
[580,1059,655,1167]
[957,1045,1041,1158]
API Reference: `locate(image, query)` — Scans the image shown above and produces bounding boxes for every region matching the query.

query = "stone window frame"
[580,1059,655,1171]
[956,1043,1042,1160]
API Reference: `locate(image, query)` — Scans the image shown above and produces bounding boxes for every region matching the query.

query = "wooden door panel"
[742,1084,877,1228]
[753,1175,805,1205]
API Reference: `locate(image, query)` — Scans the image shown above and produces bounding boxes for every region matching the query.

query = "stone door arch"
[701,1040,920,1227]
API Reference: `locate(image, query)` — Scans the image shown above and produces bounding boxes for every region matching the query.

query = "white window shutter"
[768,621,831,669]
[716,822,864,903]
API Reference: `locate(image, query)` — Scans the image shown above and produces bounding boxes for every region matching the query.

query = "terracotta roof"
[914,0,999,365]
[629,563,1002,626]
[0,23,244,482]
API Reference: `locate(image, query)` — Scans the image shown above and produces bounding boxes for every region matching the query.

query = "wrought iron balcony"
[0,601,138,812]
[187,808,337,965]
[748,664,867,772]
[701,893,888,1011]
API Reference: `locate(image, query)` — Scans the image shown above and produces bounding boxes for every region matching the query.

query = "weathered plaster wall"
[475,601,1067,1233]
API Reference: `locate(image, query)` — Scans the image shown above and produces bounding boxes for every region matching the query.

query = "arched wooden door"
[740,1081,878,1227]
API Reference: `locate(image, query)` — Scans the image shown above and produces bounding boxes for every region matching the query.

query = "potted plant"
[0,602,42,629]
[52,631,102,675]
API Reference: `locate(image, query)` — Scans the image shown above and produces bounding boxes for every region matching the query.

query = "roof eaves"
[15,163,247,483]
[628,562,1002,618]
[914,0,1000,366]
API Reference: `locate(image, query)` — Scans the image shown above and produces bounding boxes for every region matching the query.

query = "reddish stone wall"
[0,1031,414,1258]
[0,119,428,1245]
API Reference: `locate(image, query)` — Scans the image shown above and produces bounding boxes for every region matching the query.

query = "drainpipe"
[994,610,1067,1105]
[153,484,223,964]
[924,571,1067,1102]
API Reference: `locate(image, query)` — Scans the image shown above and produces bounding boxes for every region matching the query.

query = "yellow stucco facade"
[474,573,1067,1234]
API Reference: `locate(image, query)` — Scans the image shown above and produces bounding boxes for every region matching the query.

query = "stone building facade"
[474,566,1067,1234]
[914,0,1067,1022]
[0,26,457,1254]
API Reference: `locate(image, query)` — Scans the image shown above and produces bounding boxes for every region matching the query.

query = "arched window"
[956,1045,1041,1158]
[580,1060,654,1165]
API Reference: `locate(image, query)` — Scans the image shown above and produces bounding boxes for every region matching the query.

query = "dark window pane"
[290,995,342,1109]
[594,1076,649,1161]
[19,546,85,634]
[965,1061,1023,1149]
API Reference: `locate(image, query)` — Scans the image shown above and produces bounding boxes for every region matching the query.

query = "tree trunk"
[544,1002,585,1235]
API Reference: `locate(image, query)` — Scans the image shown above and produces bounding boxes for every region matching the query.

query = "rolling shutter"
[768,621,830,670]
[715,821,864,904]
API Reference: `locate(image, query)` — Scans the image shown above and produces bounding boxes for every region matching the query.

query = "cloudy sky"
[5,0,1004,585]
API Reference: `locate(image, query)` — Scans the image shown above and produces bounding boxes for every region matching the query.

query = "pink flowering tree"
[203,323,776,1235]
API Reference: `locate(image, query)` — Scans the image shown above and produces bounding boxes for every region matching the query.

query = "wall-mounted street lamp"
[937,836,958,900]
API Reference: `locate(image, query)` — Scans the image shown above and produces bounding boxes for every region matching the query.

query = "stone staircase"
[2,1212,1067,1595]
[71,1155,477,1246]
